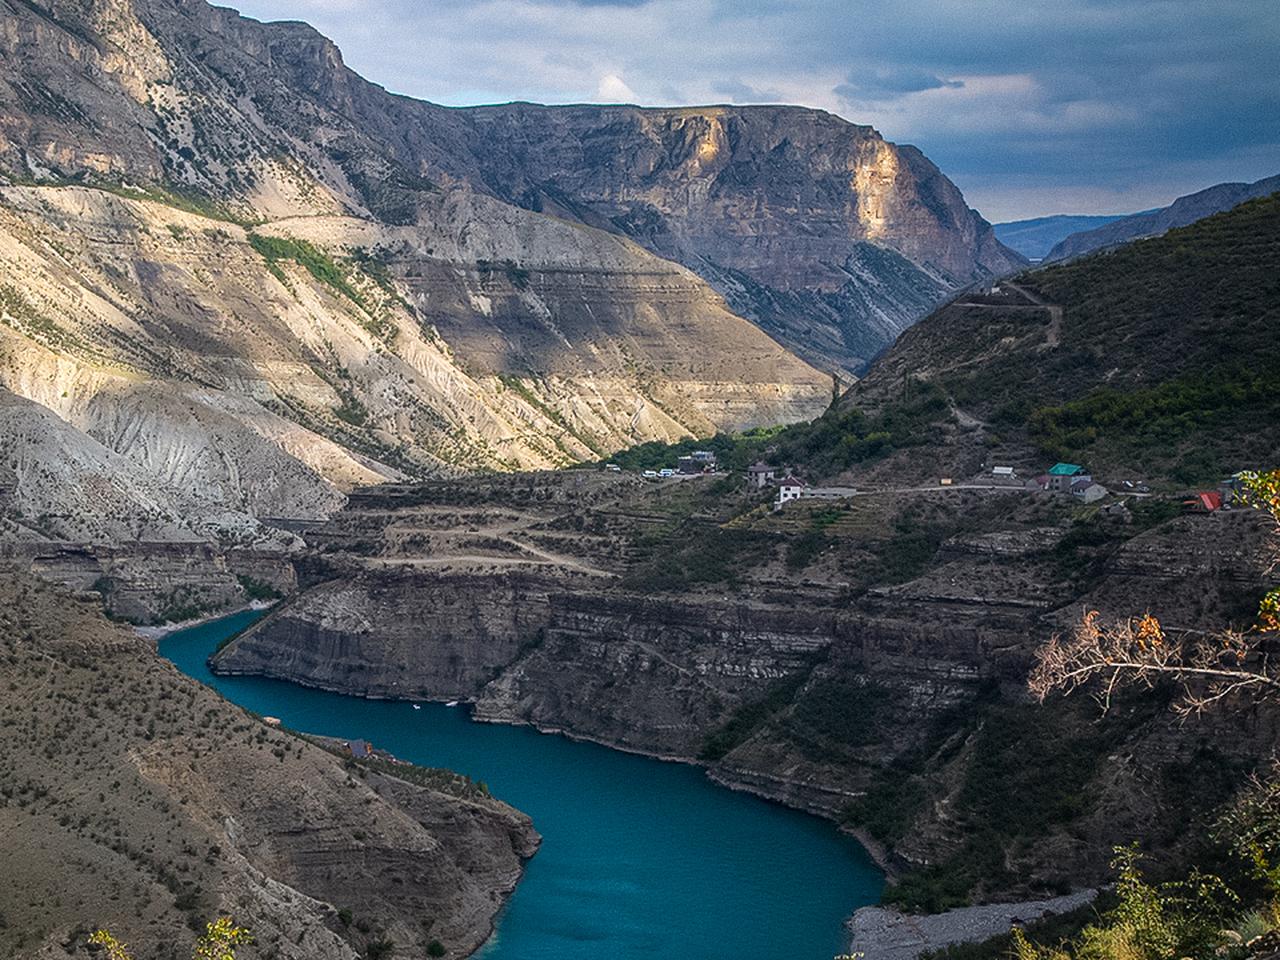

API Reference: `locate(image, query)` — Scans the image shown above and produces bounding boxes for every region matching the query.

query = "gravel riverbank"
[847,890,1098,960]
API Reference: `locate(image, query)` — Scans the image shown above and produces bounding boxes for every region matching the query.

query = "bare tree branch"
[1030,470,1280,716]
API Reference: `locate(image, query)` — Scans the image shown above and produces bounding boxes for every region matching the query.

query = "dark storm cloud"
[225,0,1280,220]
[834,68,964,101]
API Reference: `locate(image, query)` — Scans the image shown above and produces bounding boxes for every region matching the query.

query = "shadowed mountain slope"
[994,214,1132,260]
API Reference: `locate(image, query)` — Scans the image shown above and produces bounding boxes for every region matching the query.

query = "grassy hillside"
[847,192,1280,484]
[601,193,1279,487]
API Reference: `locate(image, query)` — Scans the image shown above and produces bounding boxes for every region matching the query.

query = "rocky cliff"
[212,472,1278,905]
[0,571,539,960]
[382,102,1026,371]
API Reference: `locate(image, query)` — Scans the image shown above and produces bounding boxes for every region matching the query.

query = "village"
[602,451,1247,517]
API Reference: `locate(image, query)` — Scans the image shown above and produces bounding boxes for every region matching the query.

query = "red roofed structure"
[1185,491,1223,513]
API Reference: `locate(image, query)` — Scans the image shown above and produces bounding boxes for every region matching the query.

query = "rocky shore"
[847,891,1098,960]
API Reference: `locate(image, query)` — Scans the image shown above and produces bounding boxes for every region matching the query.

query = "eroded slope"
[0,573,537,959]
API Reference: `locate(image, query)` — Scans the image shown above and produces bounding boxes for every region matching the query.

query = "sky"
[224,0,1280,222]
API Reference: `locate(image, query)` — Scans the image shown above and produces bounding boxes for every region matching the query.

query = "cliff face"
[0,571,538,960]
[0,0,834,541]
[211,473,1278,901]
[385,103,1025,371]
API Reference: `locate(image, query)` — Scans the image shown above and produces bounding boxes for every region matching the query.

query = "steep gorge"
[212,473,1278,904]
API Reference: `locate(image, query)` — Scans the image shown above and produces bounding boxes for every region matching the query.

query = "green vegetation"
[622,525,773,592]
[774,380,952,475]
[248,233,367,306]
[71,179,246,224]
[784,678,900,763]
[845,696,1149,914]
[235,575,282,602]
[498,375,605,459]
[955,194,1280,482]
[248,235,398,341]
[784,528,832,569]
[155,587,218,626]
[1012,833,1280,960]
[0,283,86,353]
[1028,368,1280,483]
[599,426,788,473]
[89,917,251,960]
[476,258,532,289]
[603,379,949,481]
[699,668,813,761]
[315,745,499,804]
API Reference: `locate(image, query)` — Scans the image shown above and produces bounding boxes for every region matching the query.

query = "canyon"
[211,197,1280,910]
[0,0,1021,546]
[1,1,1276,956]
[211,469,1277,904]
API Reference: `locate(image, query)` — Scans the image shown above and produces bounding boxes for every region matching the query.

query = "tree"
[1030,470,1280,715]
[88,918,252,960]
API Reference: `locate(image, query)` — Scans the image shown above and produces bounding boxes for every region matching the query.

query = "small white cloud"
[595,73,637,102]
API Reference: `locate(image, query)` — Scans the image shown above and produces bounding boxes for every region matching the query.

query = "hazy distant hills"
[994,213,1133,260]
[1045,173,1280,261]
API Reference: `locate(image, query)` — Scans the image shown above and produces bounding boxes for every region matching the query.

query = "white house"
[992,466,1016,478]
[775,476,807,507]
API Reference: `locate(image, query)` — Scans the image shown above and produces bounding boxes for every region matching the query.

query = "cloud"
[225,0,1280,219]
[596,73,638,102]
[835,67,963,103]
[711,79,783,103]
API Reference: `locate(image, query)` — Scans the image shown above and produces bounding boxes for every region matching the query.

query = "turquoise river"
[160,608,883,960]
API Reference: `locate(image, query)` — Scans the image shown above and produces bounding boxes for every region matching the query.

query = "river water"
[160,608,883,960]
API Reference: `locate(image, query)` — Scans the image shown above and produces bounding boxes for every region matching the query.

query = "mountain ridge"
[993,213,1133,260]
[1045,173,1280,261]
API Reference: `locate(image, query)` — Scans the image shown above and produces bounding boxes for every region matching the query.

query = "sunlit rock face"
[0,0,836,534]
[387,103,1026,371]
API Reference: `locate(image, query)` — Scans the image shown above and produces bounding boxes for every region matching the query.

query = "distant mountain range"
[1044,173,1280,261]
[994,214,1134,260]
